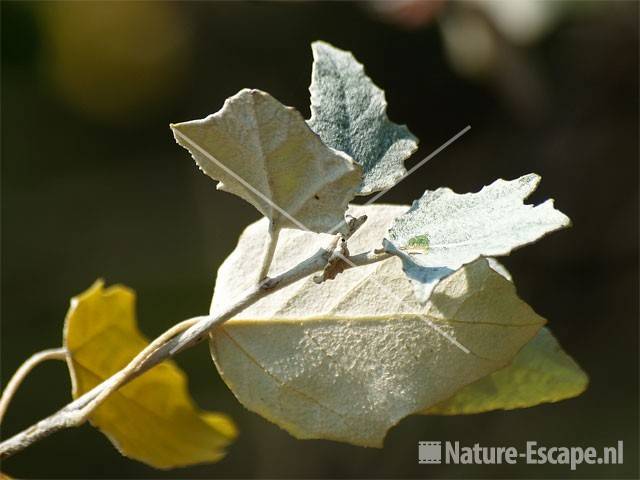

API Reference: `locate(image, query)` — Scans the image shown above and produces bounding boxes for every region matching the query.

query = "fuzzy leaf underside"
[172,88,361,234]
[424,327,588,415]
[307,41,418,195]
[385,174,571,302]
[209,204,547,447]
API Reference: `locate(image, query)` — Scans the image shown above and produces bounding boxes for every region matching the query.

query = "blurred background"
[1,1,638,478]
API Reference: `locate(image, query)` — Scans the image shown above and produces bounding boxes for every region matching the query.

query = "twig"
[258,221,280,281]
[341,249,391,267]
[0,220,385,460]
[0,348,67,425]
[69,317,200,427]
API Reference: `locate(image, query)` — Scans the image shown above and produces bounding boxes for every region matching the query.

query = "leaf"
[307,41,418,195]
[209,204,545,448]
[385,174,571,302]
[387,173,570,267]
[423,327,588,415]
[382,239,455,304]
[171,88,361,234]
[63,281,237,469]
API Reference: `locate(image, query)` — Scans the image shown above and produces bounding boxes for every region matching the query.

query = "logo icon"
[418,441,442,464]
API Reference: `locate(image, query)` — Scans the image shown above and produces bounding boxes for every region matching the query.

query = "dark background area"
[1,1,638,478]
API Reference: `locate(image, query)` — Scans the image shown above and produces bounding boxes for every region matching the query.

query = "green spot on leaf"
[402,234,430,253]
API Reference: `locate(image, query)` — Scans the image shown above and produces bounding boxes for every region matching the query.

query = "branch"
[258,221,280,281]
[346,249,392,267]
[0,348,67,425]
[313,231,392,284]
[0,218,388,460]
[65,318,201,429]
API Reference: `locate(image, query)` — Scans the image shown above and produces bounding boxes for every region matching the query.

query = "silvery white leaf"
[209,204,545,447]
[423,327,588,415]
[382,238,454,303]
[172,88,362,234]
[385,174,570,301]
[307,41,418,195]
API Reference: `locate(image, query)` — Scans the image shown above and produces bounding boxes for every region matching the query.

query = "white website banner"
[418,440,624,471]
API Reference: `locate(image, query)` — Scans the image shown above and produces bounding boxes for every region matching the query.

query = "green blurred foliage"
[1,1,638,478]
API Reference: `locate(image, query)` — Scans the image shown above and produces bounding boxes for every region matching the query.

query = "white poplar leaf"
[423,327,588,415]
[209,204,545,447]
[307,41,418,195]
[385,174,571,302]
[171,88,362,234]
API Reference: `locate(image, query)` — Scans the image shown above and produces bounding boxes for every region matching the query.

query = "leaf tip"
[311,39,340,54]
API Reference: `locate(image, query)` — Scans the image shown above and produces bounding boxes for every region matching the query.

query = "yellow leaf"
[63,281,237,469]
[423,327,588,415]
